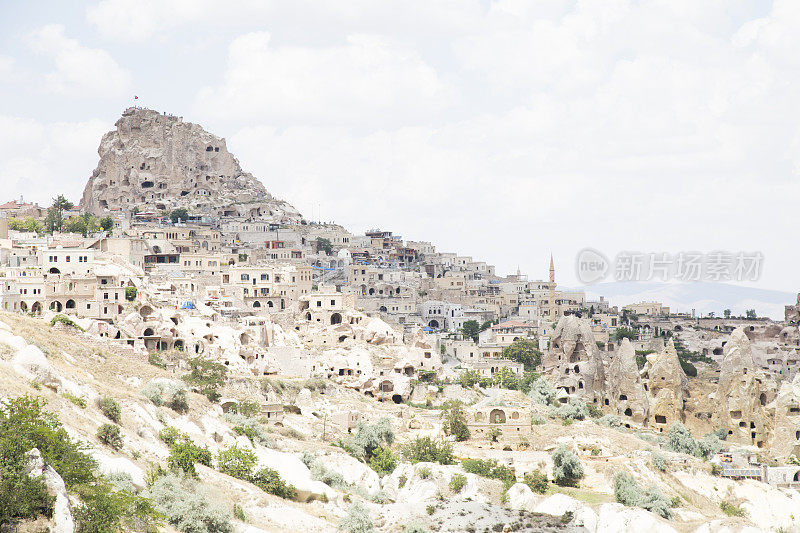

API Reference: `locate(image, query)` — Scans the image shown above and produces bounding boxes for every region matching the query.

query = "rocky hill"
[80,107,301,222]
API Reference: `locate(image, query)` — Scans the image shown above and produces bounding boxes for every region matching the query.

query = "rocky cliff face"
[544,315,606,405]
[607,339,649,425]
[642,338,688,432]
[80,107,301,221]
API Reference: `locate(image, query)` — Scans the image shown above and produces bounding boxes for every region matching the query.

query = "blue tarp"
[181,301,195,309]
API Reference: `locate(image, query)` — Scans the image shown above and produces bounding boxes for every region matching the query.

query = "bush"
[652,452,667,471]
[49,314,84,331]
[338,501,374,533]
[720,500,746,517]
[97,423,123,450]
[523,470,548,494]
[166,436,213,477]
[551,445,584,487]
[148,353,166,369]
[224,413,272,447]
[462,458,515,488]
[340,418,394,460]
[597,414,622,428]
[551,399,589,421]
[442,401,470,441]
[402,437,454,465]
[697,433,722,459]
[74,480,161,533]
[141,380,186,411]
[251,467,298,500]
[146,473,233,533]
[449,473,467,493]
[98,397,121,423]
[614,472,672,519]
[418,466,431,479]
[666,422,699,456]
[182,357,227,402]
[125,287,137,301]
[228,401,261,418]
[62,392,87,409]
[368,446,397,476]
[528,376,556,405]
[216,445,257,480]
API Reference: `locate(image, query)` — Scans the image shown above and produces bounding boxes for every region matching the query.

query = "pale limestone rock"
[12,344,63,391]
[505,483,539,512]
[714,328,773,447]
[596,503,676,533]
[544,315,605,405]
[314,452,380,493]
[642,339,687,432]
[81,107,300,222]
[606,339,649,424]
[25,448,74,533]
[772,372,800,459]
[532,493,583,515]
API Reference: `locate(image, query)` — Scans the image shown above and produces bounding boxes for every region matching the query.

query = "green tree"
[501,339,541,370]
[613,326,638,342]
[99,216,114,235]
[52,195,73,211]
[551,445,584,486]
[125,287,137,301]
[315,237,333,255]
[745,309,757,319]
[460,320,480,343]
[62,216,88,236]
[723,309,731,319]
[491,366,520,390]
[169,208,188,223]
[441,401,470,441]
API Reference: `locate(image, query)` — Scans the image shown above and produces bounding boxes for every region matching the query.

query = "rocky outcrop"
[772,373,800,460]
[606,339,649,425]
[543,316,606,405]
[25,448,74,533]
[80,107,301,222]
[713,328,773,447]
[642,339,687,433]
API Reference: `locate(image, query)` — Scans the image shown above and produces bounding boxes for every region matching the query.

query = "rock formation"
[772,373,800,460]
[81,107,301,221]
[641,338,687,432]
[714,327,774,447]
[606,338,649,425]
[544,315,606,405]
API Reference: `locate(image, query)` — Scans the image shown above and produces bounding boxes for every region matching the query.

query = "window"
[104,293,109,300]
[241,274,249,281]
[65,256,70,262]
[261,274,267,281]
[317,301,322,307]
[331,300,336,306]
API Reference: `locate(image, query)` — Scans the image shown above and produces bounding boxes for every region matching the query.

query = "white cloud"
[0,116,110,207]
[26,24,131,97]
[195,32,454,125]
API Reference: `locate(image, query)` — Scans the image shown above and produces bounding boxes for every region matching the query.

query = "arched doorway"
[65,299,76,310]
[48,267,60,274]
[331,313,342,325]
[490,409,506,424]
[31,302,42,315]
[49,301,62,312]
[428,320,439,329]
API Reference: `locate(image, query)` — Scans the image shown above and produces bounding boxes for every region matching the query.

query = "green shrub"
[597,414,622,428]
[442,401,470,441]
[168,389,189,413]
[551,445,584,487]
[418,466,432,479]
[338,501,374,533]
[146,473,233,533]
[216,445,257,481]
[62,392,87,408]
[0,473,55,525]
[461,458,515,488]
[614,472,672,519]
[125,287,137,301]
[339,418,394,460]
[398,474,407,488]
[449,473,467,493]
[223,413,272,447]
[49,314,84,331]
[528,376,556,405]
[402,437,454,465]
[97,423,123,450]
[551,399,589,421]
[523,470,548,494]
[251,467,298,500]
[368,446,397,476]
[697,433,722,459]
[98,397,121,423]
[148,353,166,369]
[159,427,185,447]
[403,521,429,533]
[532,415,546,425]
[74,480,162,533]
[141,380,186,410]
[229,401,261,418]
[652,452,667,471]
[166,437,213,477]
[666,422,699,456]
[720,500,746,517]
[182,357,227,402]
[232,504,245,522]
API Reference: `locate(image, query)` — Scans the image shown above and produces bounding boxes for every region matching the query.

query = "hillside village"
[1,107,800,532]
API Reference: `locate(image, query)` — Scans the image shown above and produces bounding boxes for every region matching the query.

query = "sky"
[0,0,798,294]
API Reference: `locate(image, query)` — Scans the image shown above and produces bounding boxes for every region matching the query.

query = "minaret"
[549,254,556,321]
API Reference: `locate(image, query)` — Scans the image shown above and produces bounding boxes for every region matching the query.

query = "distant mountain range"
[567,281,797,320]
